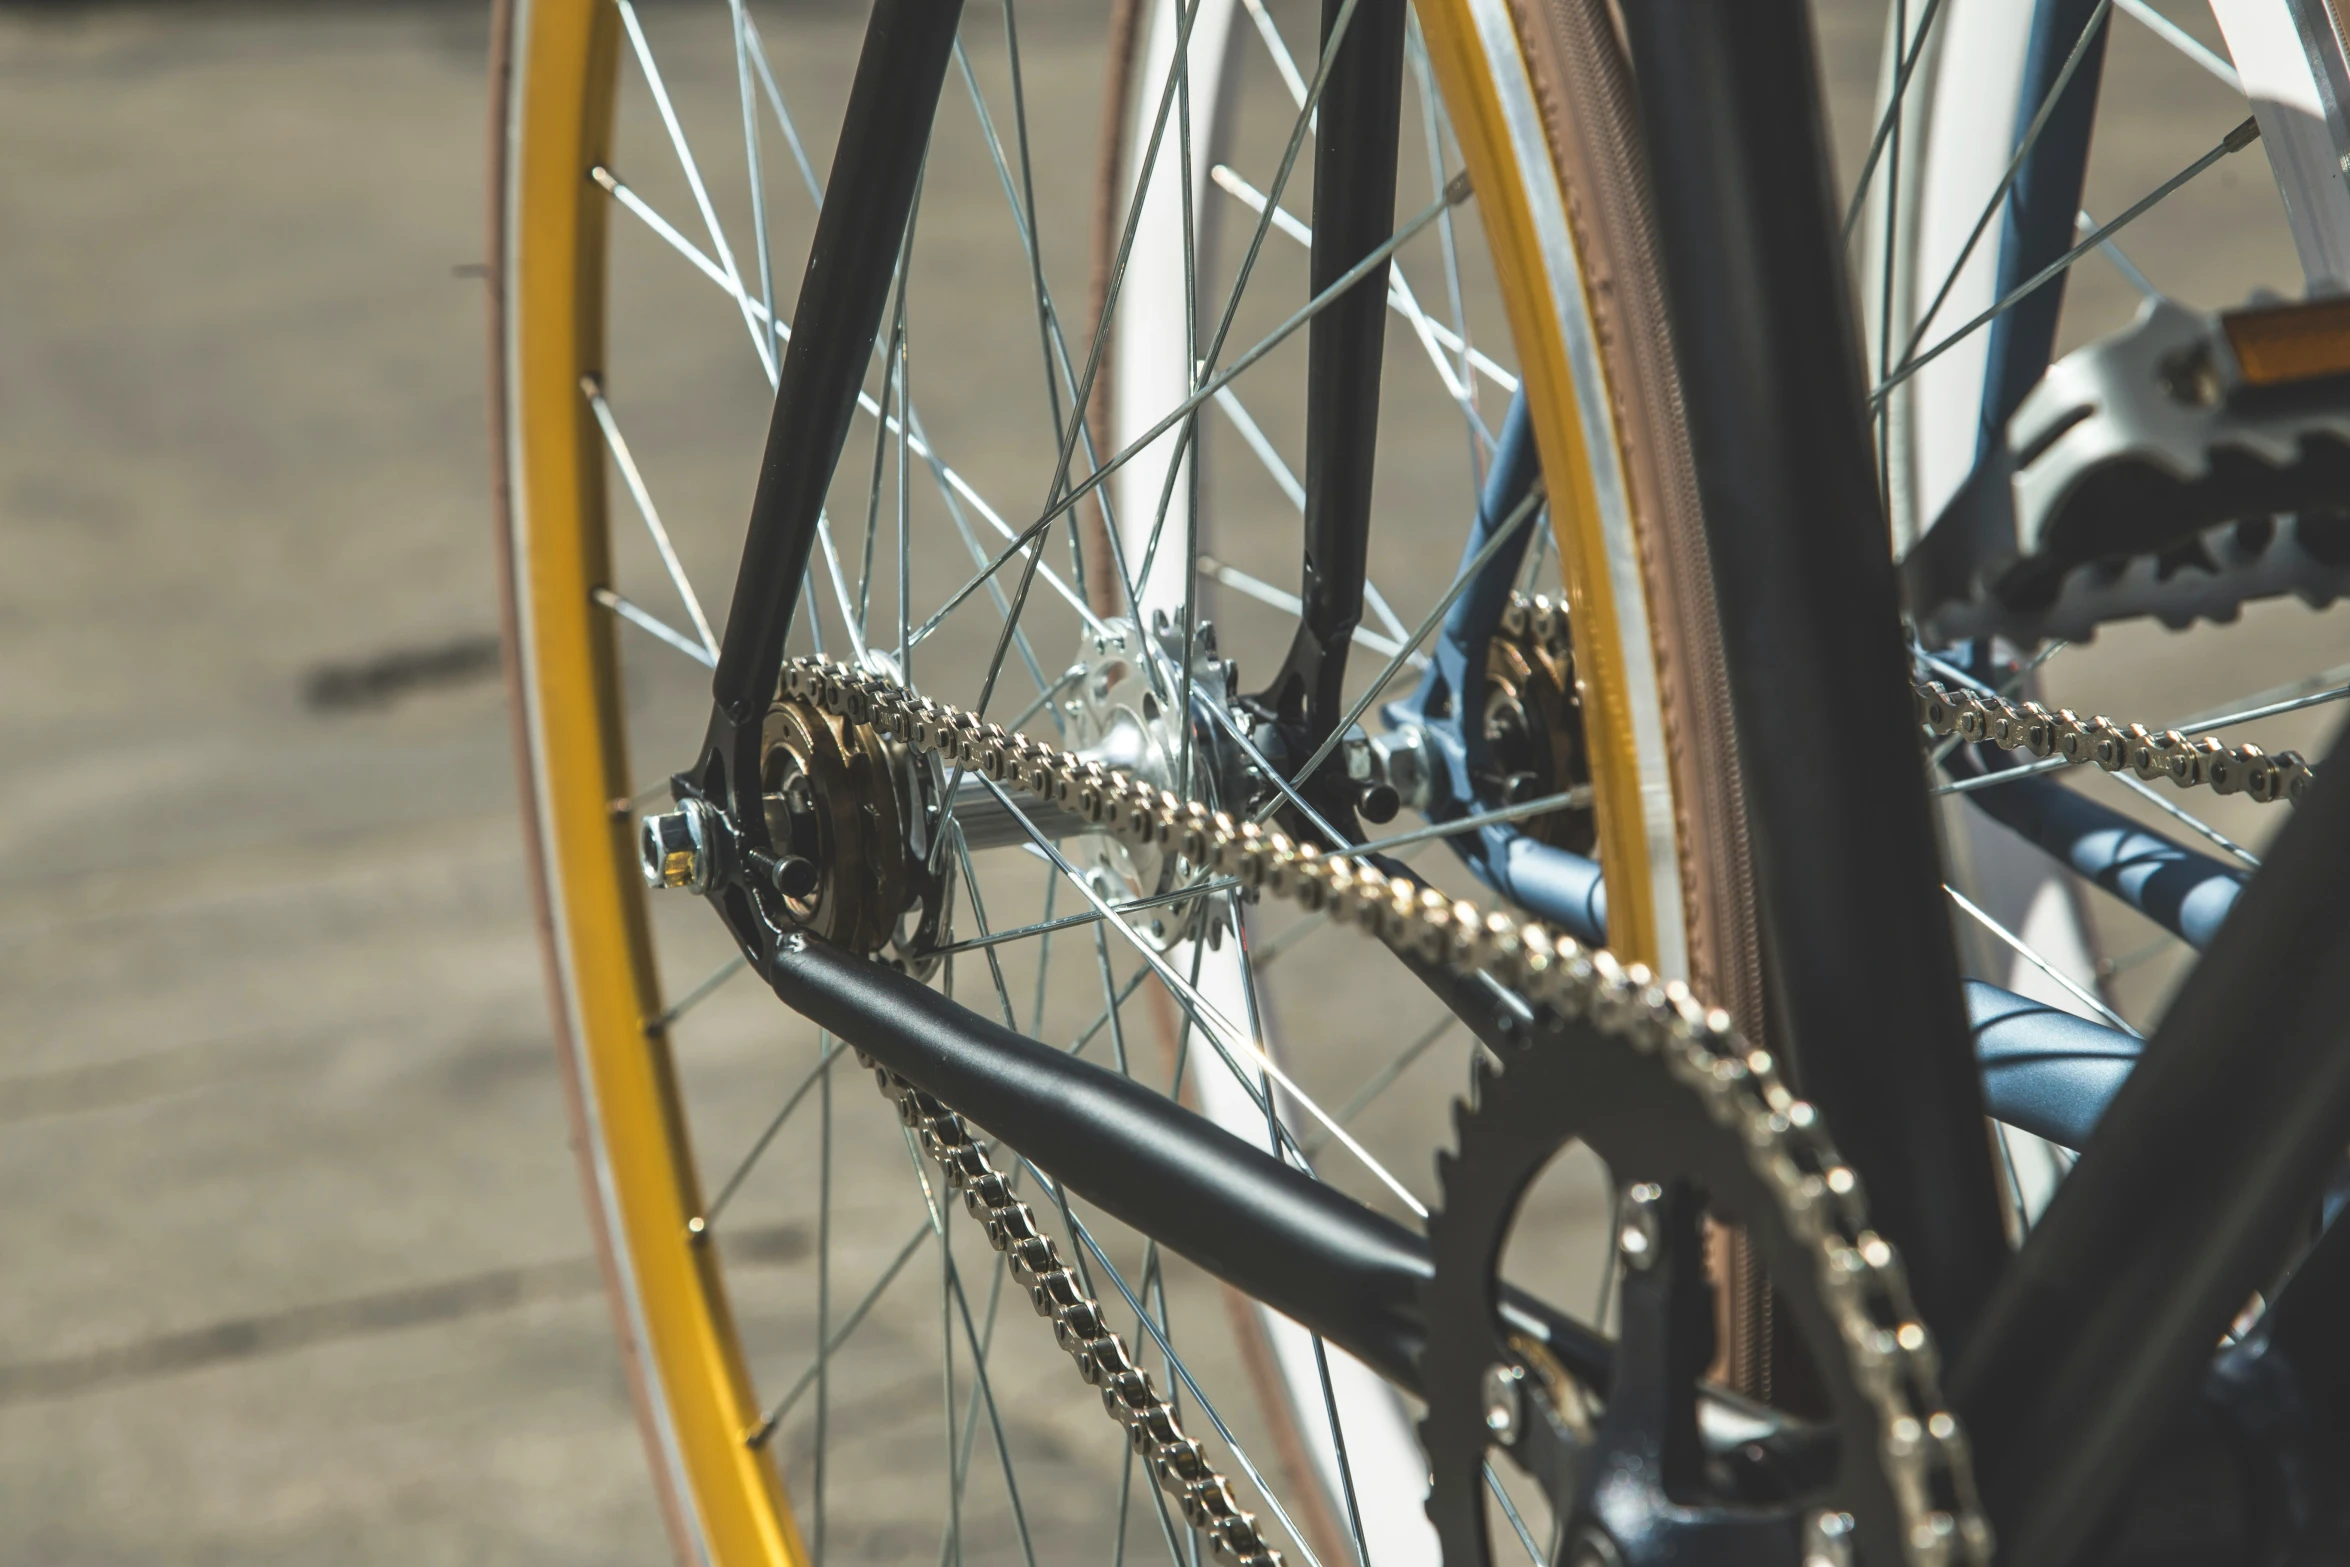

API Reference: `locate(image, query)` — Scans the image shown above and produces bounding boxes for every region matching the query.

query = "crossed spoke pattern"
[576,1,1572,1561]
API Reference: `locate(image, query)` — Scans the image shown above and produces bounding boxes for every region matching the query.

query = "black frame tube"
[711,0,968,723]
[1951,723,2350,1567]
[762,928,1611,1396]
[1618,0,2009,1349]
[1263,0,1410,753]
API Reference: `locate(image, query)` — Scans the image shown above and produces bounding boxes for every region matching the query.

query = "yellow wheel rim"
[498,0,805,1560]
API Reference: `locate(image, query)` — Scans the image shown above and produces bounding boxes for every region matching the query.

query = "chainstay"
[776,655,1993,1567]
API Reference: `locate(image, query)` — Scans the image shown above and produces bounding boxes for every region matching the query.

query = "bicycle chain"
[865,1066,1289,1565]
[775,652,1993,1567]
[1916,681,2317,804]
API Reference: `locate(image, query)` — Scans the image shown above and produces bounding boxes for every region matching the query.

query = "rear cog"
[754,672,952,976]
[1482,593,1596,855]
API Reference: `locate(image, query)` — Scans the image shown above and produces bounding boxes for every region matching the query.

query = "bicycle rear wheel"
[490,0,1764,1559]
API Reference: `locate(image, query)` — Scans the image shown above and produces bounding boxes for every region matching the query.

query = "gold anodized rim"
[501,0,807,1560]
[500,0,1678,1559]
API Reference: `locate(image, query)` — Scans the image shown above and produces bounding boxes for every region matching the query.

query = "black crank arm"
[762,927,1609,1397]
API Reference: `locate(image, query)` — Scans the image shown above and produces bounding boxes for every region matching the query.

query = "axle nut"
[639,800,715,893]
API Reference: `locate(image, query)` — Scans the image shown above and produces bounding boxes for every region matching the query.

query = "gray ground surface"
[1,0,2342,1562]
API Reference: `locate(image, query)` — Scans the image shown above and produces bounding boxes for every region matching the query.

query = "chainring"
[1419,975,1990,1567]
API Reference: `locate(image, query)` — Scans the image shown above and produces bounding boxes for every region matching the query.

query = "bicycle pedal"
[1906,294,2350,644]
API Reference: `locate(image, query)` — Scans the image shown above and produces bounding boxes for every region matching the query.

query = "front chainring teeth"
[772,652,1991,1567]
[1414,997,1987,1567]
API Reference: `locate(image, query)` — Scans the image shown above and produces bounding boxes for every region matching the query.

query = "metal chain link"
[1916,681,2317,804]
[776,653,1995,1567]
[867,1065,1286,1566]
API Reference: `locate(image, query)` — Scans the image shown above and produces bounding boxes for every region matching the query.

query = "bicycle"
[489,0,2350,1561]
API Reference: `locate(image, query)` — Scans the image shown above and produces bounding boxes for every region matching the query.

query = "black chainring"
[1418,1011,1937,1567]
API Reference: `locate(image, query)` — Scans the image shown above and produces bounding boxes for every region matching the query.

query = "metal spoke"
[1211,382,1302,512]
[1407,8,1490,488]
[749,1217,932,1444]
[741,10,823,203]
[1881,0,2111,360]
[1301,1013,1458,1157]
[585,379,719,659]
[2173,665,2350,730]
[1946,884,2139,1035]
[1240,0,1312,109]
[913,170,1474,646]
[1208,171,1497,431]
[704,1035,845,1228]
[1095,0,1379,631]
[1350,786,1593,857]
[951,830,1027,1030]
[1214,0,1499,443]
[1204,383,1422,653]
[728,0,779,379]
[594,587,716,668]
[939,1193,962,1567]
[1838,0,1948,242]
[1200,698,1355,848]
[1482,1462,1547,1563]
[2078,207,2158,296]
[814,1045,832,1560]
[900,1135,1045,1567]
[611,776,678,818]
[991,782,1429,1217]
[1028,863,1058,1038]
[1876,116,2261,406]
[929,877,1241,959]
[937,1203,1022,1567]
[2116,0,2239,89]
[2107,768,2261,868]
[615,0,773,378]
[586,166,1105,638]
[1992,1120,2034,1241]
[1051,1195,1331,1567]
[1261,479,1546,820]
[645,953,748,1036]
[1210,161,1515,405]
[1308,1333,1371,1566]
[859,282,904,649]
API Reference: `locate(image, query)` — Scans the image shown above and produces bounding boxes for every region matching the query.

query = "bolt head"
[1618,1181,1665,1269]
[772,854,820,899]
[1480,1363,1523,1443]
[639,801,713,892]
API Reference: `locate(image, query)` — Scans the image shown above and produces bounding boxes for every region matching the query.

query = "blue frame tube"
[1963,766,2244,949]
[1966,979,2140,1148]
[1381,393,1612,945]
